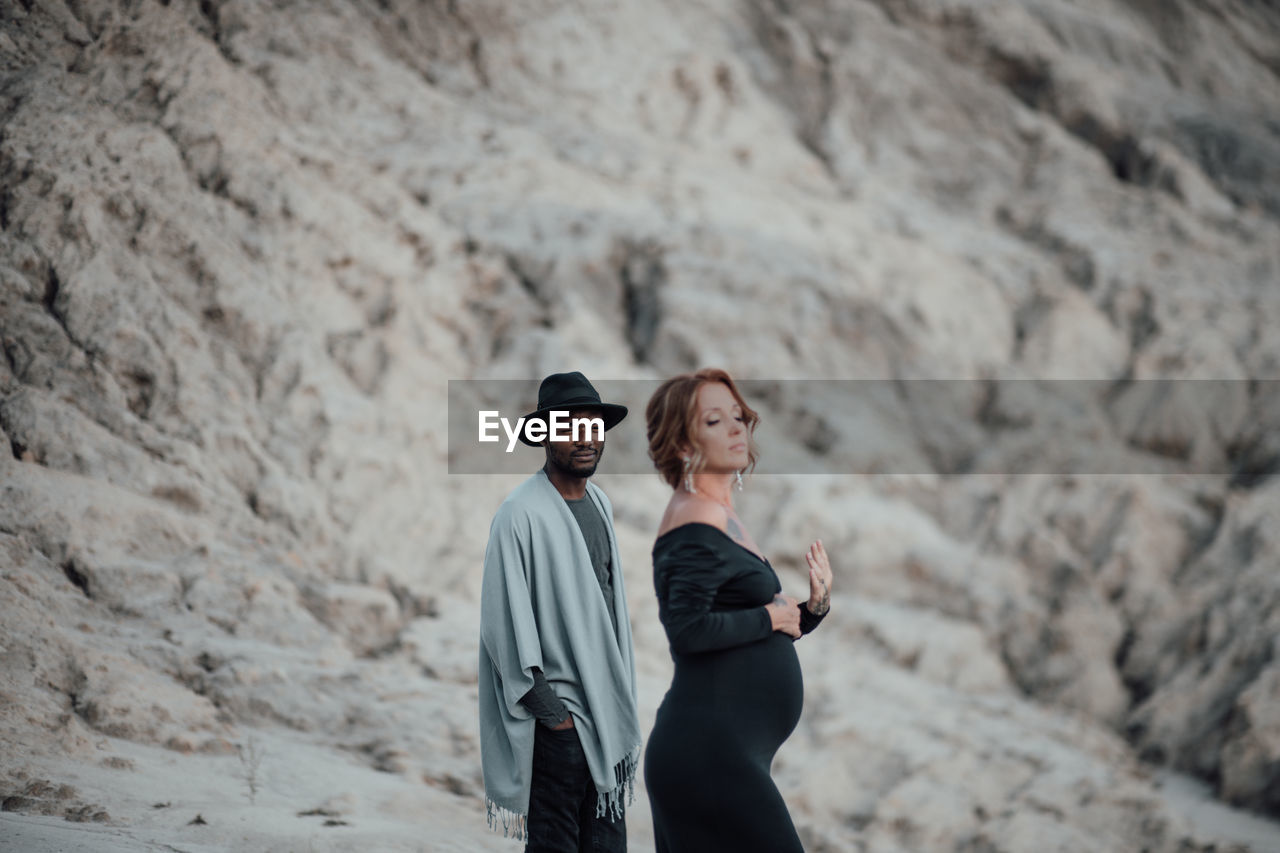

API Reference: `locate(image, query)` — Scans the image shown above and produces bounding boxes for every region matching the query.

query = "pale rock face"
[1,0,1279,850]
[300,582,404,657]
[1019,287,1131,379]
[1220,667,1280,814]
[1123,480,1280,815]
[401,607,482,685]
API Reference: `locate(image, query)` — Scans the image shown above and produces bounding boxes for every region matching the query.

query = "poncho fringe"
[596,746,641,821]
[486,747,639,837]
[486,797,528,840]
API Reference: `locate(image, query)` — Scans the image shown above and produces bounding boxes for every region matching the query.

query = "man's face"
[543,407,606,479]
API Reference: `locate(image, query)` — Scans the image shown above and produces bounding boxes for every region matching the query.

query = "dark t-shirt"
[564,494,616,636]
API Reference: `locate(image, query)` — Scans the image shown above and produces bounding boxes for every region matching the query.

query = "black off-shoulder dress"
[644,522,825,853]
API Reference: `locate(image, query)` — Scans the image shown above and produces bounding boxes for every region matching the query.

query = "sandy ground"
[0,728,514,853]
[3,731,1278,853]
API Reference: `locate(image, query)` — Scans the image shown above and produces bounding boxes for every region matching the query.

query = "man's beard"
[571,458,599,477]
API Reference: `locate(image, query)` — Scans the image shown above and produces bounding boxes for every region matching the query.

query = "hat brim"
[517,403,628,446]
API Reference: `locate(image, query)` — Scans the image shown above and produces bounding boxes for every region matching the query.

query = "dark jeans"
[526,723,626,853]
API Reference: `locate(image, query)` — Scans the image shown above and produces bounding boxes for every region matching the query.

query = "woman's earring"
[735,469,744,491]
[683,457,696,494]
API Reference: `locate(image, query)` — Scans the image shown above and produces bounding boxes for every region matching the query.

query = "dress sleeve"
[799,604,827,636]
[656,539,773,655]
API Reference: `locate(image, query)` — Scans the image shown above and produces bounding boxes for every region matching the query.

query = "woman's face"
[688,382,749,473]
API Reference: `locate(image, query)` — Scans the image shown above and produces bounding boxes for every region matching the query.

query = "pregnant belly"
[659,633,804,750]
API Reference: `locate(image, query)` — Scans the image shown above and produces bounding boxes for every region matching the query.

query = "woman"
[643,368,833,853]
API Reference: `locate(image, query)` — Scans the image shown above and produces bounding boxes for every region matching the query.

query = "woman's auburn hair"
[645,368,760,489]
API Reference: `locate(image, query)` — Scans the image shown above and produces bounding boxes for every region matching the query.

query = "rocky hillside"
[1,1,1278,850]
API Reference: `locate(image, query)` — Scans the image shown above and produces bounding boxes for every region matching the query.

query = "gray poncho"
[478,469,642,838]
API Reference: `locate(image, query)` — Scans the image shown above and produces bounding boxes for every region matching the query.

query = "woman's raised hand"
[805,540,832,616]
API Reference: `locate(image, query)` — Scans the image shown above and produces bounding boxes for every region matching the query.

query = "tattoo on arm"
[810,578,830,616]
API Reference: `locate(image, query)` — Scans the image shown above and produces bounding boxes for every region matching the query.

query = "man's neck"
[544,463,589,500]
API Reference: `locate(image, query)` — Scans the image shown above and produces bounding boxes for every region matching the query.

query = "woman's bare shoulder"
[656,495,728,538]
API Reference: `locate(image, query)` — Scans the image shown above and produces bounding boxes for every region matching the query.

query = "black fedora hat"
[519,371,628,446]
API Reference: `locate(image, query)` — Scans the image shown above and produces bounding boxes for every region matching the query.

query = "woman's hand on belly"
[765,595,801,638]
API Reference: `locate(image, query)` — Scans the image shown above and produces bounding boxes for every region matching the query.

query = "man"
[479,371,641,852]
